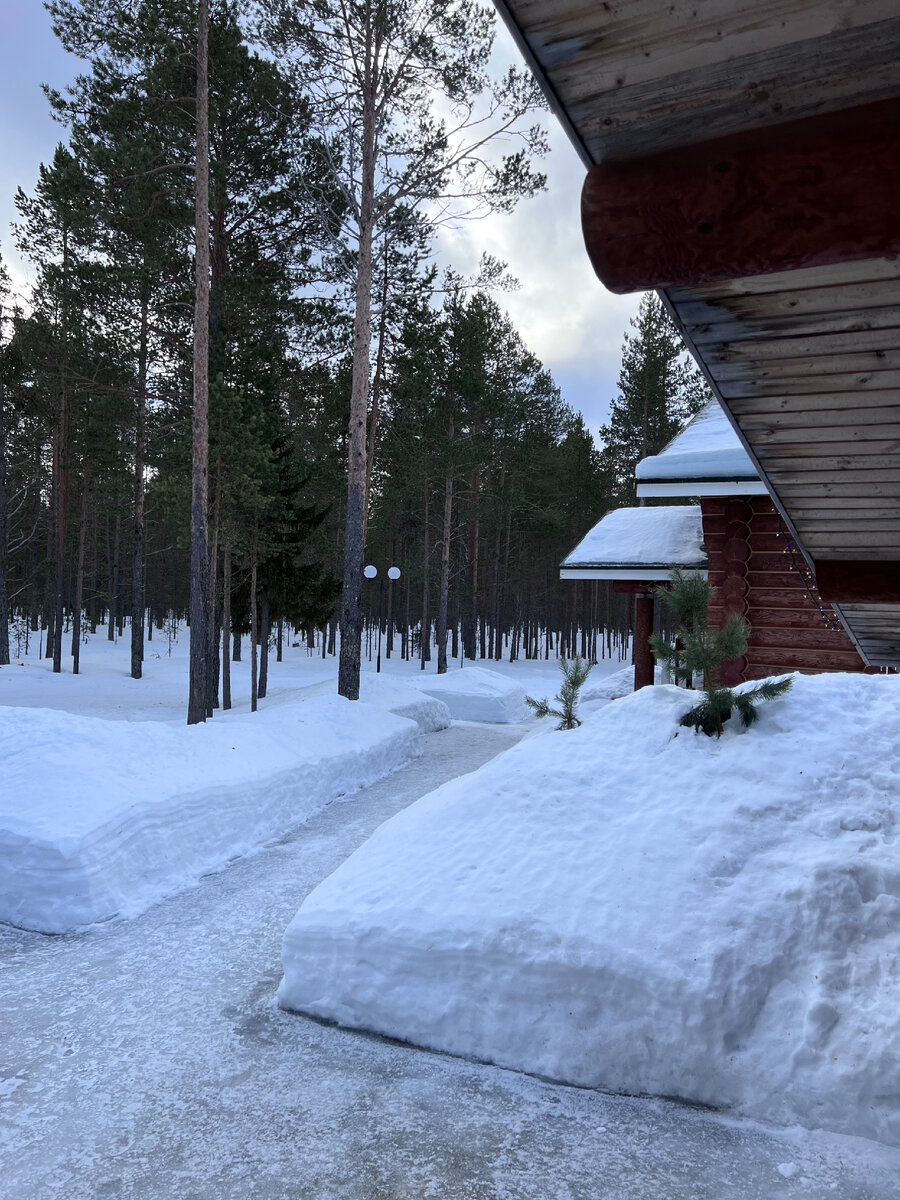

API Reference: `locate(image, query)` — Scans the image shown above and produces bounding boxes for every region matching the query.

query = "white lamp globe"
[363,564,377,579]
[387,566,401,580]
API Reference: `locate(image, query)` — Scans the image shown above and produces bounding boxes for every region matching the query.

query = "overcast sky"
[0,1,640,434]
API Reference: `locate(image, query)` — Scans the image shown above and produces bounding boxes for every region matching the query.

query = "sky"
[0,1,641,435]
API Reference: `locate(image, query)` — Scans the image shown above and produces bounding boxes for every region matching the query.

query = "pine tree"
[600,293,710,505]
[0,248,11,666]
[526,655,592,730]
[262,0,548,700]
[651,569,792,737]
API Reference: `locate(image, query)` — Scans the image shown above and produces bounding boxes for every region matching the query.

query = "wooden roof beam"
[581,99,900,294]
[816,560,900,604]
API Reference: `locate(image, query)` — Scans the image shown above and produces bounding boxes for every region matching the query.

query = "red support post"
[633,591,655,690]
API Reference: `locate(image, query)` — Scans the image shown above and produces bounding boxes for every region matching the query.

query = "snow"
[635,399,762,487]
[0,696,422,934]
[412,664,531,724]
[561,505,706,575]
[279,670,900,1147]
[301,673,452,732]
[1,625,622,935]
[6,720,897,1200]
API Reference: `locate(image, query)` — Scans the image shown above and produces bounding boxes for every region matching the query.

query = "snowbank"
[412,665,530,724]
[0,695,421,934]
[299,674,452,733]
[279,673,900,1146]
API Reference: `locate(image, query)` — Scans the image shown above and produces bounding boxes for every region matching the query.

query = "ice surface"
[635,399,759,483]
[279,672,900,1146]
[0,695,422,933]
[411,665,530,723]
[561,505,705,571]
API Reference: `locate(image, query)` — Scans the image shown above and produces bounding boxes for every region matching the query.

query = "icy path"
[1,725,896,1200]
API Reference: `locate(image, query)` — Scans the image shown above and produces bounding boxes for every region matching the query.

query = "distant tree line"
[0,2,709,705]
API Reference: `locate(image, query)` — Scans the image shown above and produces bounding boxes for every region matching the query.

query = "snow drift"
[0,695,421,934]
[298,673,452,733]
[413,665,530,723]
[279,673,900,1146]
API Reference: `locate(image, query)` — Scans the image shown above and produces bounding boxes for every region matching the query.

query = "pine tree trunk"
[108,515,120,643]
[402,575,410,661]
[385,542,395,659]
[87,496,98,631]
[52,226,70,675]
[436,446,453,674]
[52,389,67,674]
[222,544,232,710]
[420,486,430,669]
[338,67,377,702]
[187,0,211,726]
[363,261,389,546]
[131,283,149,680]
[0,374,9,666]
[233,629,241,661]
[206,451,221,716]
[463,466,479,660]
[258,600,269,700]
[277,617,283,662]
[71,470,89,674]
[250,534,258,713]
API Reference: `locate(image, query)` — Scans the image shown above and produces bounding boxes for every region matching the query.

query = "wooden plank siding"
[701,496,865,680]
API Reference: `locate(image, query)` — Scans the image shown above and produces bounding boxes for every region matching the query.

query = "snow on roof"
[560,505,705,580]
[635,400,764,496]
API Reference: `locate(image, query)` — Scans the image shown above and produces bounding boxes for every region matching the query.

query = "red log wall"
[701,497,864,680]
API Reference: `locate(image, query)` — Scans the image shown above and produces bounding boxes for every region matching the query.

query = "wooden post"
[633,591,654,690]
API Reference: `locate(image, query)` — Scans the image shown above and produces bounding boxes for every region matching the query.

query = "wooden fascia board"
[560,567,706,581]
[636,479,768,498]
[582,99,900,294]
[490,0,593,170]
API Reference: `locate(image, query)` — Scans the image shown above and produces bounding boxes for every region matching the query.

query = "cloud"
[432,24,643,434]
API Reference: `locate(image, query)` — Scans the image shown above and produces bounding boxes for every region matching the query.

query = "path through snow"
[1,724,897,1199]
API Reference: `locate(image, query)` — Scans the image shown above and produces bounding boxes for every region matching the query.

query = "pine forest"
[0,0,710,719]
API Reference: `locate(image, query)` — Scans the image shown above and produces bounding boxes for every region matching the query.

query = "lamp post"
[364,564,401,673]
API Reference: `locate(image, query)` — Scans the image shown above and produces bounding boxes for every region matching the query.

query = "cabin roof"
[635,400,766,497]
[560,505,706,580]
[496,0,900,666]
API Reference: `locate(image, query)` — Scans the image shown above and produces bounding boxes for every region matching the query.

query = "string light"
[776,516,845,632]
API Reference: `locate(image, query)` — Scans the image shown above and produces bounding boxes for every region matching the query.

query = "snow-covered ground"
[0,626,628,721]
[1,696,422,933]
[413,663,531,723]
[0,632,627,933]
[279,671,900,1147]
[2,721,898,1200]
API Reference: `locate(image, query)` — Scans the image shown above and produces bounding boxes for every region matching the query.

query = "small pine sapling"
[650,567,709,687]
[651,568,792,736]
[526,655,593,730]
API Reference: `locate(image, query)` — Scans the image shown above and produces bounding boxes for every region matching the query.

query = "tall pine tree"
[599,293,710,506]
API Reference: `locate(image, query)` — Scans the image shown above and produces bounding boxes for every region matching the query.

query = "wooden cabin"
[563,402,866,689]
[495,0,900,671]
